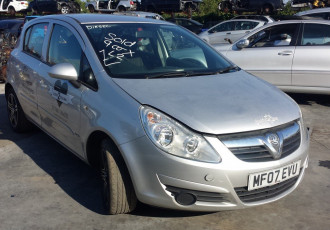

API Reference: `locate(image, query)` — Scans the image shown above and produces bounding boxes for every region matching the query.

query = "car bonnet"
[113,71,300,135]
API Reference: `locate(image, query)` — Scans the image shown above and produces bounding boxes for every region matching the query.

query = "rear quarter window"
[23,23,48,59]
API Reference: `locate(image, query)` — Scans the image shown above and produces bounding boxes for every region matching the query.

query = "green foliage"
[199,0,221,15]
[75,0,88,13]
[277,1,296,16]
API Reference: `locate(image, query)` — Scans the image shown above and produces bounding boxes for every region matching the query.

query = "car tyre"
[6,88,33,133]
[88,5,95,13]
[100,138,137,214]
[8,7,16,17]
[118,6,126,12]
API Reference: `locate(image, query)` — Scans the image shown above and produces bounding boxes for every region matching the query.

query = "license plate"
[248,160,301,191]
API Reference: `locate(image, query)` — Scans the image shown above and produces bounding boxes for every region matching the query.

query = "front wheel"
[6,88,33,132]
[100,139,137,214]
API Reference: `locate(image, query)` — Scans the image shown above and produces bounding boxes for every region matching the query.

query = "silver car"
[5,14,309,214]
[215,20,330,95]
[199,19,265,45]
[295,7,330,20]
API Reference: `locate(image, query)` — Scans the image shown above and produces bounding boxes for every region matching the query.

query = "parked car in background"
[28,0,80,14]
[5,14,309,215]
[291,0,330,9]
[167,17,204,34]
[86,0,136,13]
[199,19,265,45]
[139,0,202,13]
[219,0,284,14]
[232,15,275,23]
[0,0,29,16]
[215,20,330,95]
[114,11,165,20]
[295,7,330,19]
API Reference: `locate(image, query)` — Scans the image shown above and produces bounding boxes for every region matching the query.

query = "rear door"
[13,22,49,125]
[292,22,330,89]
[226,23,300,86]
[207,21,235,45]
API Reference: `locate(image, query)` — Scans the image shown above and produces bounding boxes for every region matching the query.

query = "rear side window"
[23,23,48,59]
[306,12,329,20]
[302,23,330,46]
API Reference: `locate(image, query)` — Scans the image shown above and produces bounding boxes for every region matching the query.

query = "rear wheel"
[61,5,70,14]
[88,5,95,13]
[6,88,33,133]
[100,139,137,214]
[8,7,15,17]
[118,6,126,12]
[262,4,273,15]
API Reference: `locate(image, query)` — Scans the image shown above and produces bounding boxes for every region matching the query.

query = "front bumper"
[119,127,309,211]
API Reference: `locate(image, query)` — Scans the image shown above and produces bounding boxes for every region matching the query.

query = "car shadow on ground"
[288,93,330,107]
[0,92,208,217]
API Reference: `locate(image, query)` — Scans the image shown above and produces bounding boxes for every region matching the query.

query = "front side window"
[47,24,82,73]
[247,24,299,48]
[234,21,259,31]
[24,23,48,58]
[301,23,330,46]
[83,23,233,79]
[211,22,234,33]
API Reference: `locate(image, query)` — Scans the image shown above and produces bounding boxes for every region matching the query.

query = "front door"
[226,23,300,87]
[37,22,85,155]
[208,21,235,45]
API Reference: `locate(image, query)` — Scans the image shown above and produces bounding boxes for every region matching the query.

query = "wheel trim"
[7,94,18,128]
[61,6,69,14]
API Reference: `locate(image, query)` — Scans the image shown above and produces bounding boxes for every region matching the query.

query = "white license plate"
[248,160,301,191]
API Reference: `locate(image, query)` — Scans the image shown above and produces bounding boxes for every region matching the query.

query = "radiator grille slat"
[220,122,301,162]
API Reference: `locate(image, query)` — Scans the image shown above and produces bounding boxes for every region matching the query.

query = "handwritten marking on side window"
[100,33,136,66]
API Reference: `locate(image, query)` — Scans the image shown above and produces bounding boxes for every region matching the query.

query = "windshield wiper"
[146,71,188,79]
[145,66,240,79]
[215,65,240,74]
[186,66,240,77]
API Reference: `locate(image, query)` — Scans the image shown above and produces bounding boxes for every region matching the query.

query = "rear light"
[130,1,134,5]
[21,2,24,4]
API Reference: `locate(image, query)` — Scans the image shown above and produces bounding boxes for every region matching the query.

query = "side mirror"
[280,34,288,40]
[236,39,250,49]
[48,63,78,81]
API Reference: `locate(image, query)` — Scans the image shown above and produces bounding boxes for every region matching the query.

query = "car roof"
[32,13,171,25]
[295,7,330,16]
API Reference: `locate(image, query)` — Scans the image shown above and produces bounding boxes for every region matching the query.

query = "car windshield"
[83,23,234,79]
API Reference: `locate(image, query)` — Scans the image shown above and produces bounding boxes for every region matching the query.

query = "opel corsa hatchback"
[5,14,309,214]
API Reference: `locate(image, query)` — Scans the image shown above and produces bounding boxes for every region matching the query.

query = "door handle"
[39,80,47,88]
[245,31,250,33]
[226,32,231,35]
[278,51,293,56]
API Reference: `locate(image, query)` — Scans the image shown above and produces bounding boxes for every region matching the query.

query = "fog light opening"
[175,192,197,206]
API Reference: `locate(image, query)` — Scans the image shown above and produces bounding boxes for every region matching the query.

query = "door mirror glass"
[236,39,250,49]
[48,63,78,81]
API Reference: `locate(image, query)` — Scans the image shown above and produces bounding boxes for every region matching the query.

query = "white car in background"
[0,0,29,15]
[215,20,330,95]
[86,0,136,13]
[199,19,265,45]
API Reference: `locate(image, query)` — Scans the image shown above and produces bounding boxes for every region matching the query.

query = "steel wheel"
[61,6,70,14]
[7,93,18,129]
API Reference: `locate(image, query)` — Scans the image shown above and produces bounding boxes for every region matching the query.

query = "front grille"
[165,185,228,203]
[220,121,301,162]
[235,175,299,203]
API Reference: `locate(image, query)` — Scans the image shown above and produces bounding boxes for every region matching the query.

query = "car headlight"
[140,106,221,163]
